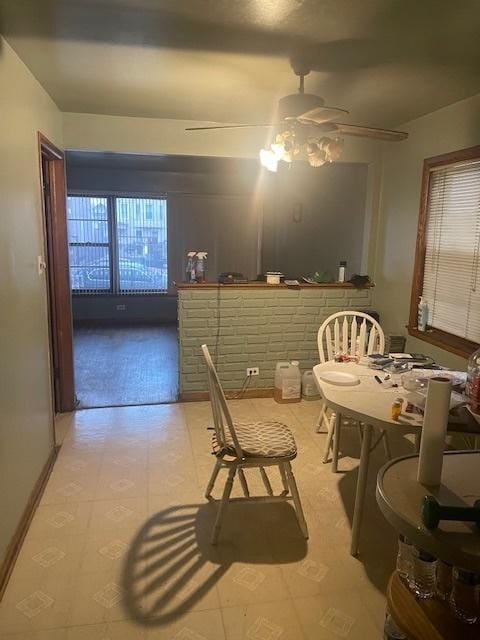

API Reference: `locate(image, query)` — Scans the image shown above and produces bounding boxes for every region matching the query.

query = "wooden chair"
[315,311,390,470]
[201,344,308,544]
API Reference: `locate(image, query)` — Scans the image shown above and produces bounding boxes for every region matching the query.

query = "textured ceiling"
[1,0,479,127]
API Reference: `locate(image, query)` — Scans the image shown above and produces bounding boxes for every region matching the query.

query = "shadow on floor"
[334,426,416,591]
[74,322,178,408]
[121,501,307,627]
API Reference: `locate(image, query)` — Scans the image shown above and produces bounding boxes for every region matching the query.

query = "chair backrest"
[201,344,243,459]
[317,311,385,363]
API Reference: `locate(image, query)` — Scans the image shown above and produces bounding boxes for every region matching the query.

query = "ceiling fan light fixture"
[259,148,278,172]
[306,139,327,167]
[319,136,344,162]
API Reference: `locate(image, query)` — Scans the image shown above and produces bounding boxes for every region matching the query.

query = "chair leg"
[357,422,363,447]
[205,458,222,499]
[279,464,289,496]
[322,412,336,464]
[211,467,236,545]
[284,461,308,539]
[316,399,328,433]
[259,467,273,496]
[331,412,341,473]
[238,468,250,497]
[381,430,392,460]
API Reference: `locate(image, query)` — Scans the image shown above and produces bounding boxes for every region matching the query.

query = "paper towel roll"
[417,376,452,487]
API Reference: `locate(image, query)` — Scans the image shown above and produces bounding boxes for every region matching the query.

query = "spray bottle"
[195,252,208,284]
[186,252,196,283]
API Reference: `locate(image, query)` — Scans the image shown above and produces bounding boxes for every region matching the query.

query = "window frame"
[408,145,480,358]
[67,191,168,296]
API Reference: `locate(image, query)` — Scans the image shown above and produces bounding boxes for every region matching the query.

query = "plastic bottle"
[383,608,406,640]
[391,398,403,421]
[396,535,414,584]
[411,548,437,598]
[449,568,480,624]
[436,560,453,601]
[186,251,196,283]
[195,252,208,284]
[301,370,320,400]
[274,361,301,403]
[338,260,347,283]
[417,296,429,332]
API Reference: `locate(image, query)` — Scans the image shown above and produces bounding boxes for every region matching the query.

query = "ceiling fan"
[186,61,408,171]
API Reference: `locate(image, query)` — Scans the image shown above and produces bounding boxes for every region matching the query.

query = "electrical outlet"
[246,367,259,376]
[116,304,126,311]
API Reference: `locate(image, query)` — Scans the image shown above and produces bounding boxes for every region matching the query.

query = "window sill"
[407,326,477,360]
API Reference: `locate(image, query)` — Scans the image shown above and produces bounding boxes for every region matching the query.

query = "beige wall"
[372,93,480,368]
[0,36,63,563]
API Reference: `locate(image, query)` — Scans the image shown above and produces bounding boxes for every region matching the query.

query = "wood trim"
[176,282,373,290]
[179,388,275,402]
[38,133,76,413]
[409,145,480,358]
[0,448,58,600]
[387,572,480,640]
[407,326,475,359]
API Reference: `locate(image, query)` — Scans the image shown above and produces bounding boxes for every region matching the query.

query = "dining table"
[312,361,475,557]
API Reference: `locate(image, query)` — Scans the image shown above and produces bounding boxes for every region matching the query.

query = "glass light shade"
[259,148,278,172]
[306,141,327,167]
[320,136,344,162]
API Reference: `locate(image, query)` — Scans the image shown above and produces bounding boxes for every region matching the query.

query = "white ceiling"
[1,0,479,127]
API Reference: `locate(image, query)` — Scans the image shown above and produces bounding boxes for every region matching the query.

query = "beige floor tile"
[146,609,226,639]
[26,502,93,539]
[216,564,290,608]
[222,599,306,640]
[293,590,381,639]
[65,619,147,639]
[88,497,149,532]
[0,399,396,640]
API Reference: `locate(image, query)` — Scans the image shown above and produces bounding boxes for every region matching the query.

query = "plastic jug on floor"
[274,361,301,403]
[302,370,320,400]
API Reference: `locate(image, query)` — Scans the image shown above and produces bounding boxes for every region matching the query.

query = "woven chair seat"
[214,420,297,458]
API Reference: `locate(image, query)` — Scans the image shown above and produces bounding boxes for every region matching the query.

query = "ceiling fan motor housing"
[278,93,324,121]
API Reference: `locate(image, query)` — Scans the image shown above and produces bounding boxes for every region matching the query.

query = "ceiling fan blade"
[185,123,281,131]
[333,123,408,141]
[296,105,349,124]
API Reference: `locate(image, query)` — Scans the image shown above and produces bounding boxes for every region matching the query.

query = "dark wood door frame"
[38,132,75,413]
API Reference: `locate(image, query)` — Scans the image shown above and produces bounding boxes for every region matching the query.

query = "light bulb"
[270,142,286,159]
[259,148,278,172]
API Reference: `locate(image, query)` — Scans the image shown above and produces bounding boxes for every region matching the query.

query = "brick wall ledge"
[176,282,373,290]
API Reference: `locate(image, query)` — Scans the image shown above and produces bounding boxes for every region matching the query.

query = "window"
[409,146,480,357]
[67,195,168,294]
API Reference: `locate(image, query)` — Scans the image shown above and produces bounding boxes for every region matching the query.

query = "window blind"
[67,195,168,294]
[422,158,480,342]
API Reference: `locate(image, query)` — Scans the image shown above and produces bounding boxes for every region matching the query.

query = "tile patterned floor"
[0,399,408,639]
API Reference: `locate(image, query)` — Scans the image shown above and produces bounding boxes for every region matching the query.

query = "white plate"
[319,371,360,386]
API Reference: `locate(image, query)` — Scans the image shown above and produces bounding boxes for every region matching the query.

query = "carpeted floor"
[73,323,178,408]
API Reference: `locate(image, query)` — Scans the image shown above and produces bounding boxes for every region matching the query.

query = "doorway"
[65,191,178,408]
[38,133,76,416]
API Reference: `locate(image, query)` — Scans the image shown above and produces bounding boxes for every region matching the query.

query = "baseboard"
[0,447,58,600]
[179,388,275,402]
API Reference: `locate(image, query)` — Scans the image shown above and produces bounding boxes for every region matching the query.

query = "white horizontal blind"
[115,197,168,293]
[67,196,111,294]
[422,158,480,342]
